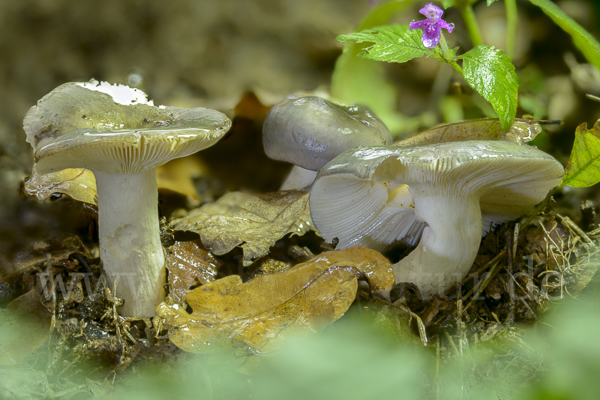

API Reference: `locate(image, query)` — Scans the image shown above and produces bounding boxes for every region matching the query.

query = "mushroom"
[262,93,392,190]
[24,80,231,317]
[309,140,564,297]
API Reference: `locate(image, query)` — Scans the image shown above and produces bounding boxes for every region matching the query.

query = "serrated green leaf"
[460,46,518,132]
[527,0,600,71]
[562,121,600,188]
[338,25,430,64]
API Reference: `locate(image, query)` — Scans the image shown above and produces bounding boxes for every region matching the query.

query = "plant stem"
[459,4,483,47]
[439,34,464,75]
[520,186,560,228]
[505,0,518,60]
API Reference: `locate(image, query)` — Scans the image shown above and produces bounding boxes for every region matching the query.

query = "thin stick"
[458,259,503,318]
[512,223,520,261]
[586,93,600,102]
[506,230,516,325]
[445,250,507,297]
[459,251,506,301]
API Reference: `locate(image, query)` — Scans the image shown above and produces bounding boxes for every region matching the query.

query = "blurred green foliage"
[4,287,600,399]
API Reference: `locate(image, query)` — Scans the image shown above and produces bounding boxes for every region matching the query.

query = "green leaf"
[338,25,430,64]
[527,0,600,71]
[561,121,600,188]
[441,0,455,9]
[331,0,417,135]
[459,46,518,132]
[486,0,498,5]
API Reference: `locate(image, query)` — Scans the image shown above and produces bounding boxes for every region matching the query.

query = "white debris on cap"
[76,79,155,106]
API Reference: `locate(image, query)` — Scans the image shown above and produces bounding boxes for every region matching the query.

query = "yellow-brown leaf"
[394,118,541,147]
[165,240,221,303]
[157,247,393,354]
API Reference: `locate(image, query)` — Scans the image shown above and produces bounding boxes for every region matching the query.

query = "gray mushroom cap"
[262,94,392,171]
[310,140,564,251]
[310,140,564,296]
[24,80,231,175]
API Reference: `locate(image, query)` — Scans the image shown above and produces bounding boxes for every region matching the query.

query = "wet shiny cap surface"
[24,80,231,174]
[262,93,392,170]
[309,140,564,250]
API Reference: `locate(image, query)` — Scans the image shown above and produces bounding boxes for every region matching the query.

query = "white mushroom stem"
[280,165,318,190]
[94,170,165,317]
[393,194,482,298]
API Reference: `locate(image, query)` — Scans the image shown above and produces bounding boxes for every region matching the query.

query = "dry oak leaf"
[156,156,207,206]
[165,240,221,304]
[23,167,97,204]
[23,156,206,206]
[157,247,393,354]
[172,190,314,266]
[394,117,542,147]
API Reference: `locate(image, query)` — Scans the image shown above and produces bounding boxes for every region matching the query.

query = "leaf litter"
[172,190,314,266]
[165,240,221,304]
[9,91,600,397]
[22,157,210,208]
[157,247,393,356]
[393,117,543,147]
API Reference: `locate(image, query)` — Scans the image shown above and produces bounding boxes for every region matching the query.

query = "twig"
[558,215,595,250]
[444,330,460,356]
[459,252,506,301]
[506,230,515,325]
[512,222,520,261]
[445,250,507,297]
[586,93,600,102]
[436,337,441,400]
[458,259,503,318]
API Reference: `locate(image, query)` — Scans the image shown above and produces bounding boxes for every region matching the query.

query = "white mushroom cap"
[25,80,231,175]
[262,94,392,172]
[23,80,231,317]
[309,140,564,297]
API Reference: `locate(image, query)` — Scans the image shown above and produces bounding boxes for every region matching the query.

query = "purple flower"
[409,3,455,48]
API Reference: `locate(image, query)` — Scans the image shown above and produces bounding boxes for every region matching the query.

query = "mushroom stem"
[393,194,482,298]
[94,170,165,317]
[280,166,318,190]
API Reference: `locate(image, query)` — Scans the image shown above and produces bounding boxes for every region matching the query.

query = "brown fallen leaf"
[172,190,314,266]
[233,91,272,120]
[156,156,208,206]
[1,235,91,302]
[23,156,207,206]
[394,118,542,147]
[23,167,97,204]
[157,247,393,355]
[165,240,221,303]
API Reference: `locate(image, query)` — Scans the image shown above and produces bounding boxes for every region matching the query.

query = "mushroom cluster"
[262,93,392,189]
[24,80,231,317]
[309,140,564,297]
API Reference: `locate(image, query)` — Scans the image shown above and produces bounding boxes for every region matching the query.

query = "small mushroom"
[262,93,392,190]
[24,80,231,317]
[309,140,564,297]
